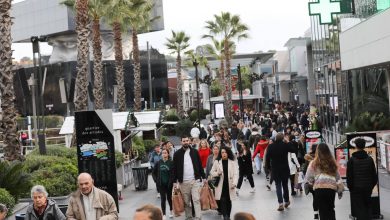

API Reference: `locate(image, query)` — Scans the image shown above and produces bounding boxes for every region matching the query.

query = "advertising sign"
[335,147,348,178]
[387,144,390,173]
[346,132,381,219]
[304,130,322,154]
[75,110,118,209]
[379,142,387,169]
[214,103,225,119]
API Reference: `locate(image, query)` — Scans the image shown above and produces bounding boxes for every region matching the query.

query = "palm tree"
[74,0,90,111]
[124,0,155,111]
[106,0,129,112]
[165,31,190,118]
[61,0,107,109]
[184,49,212,77]
[204,12,249,125]
[204,38,236,115]
[0,0,22,161]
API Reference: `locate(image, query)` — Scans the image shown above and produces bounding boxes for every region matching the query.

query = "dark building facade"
[14,50,168,116]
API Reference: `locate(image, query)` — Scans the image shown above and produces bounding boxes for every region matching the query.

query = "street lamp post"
[237,64,244,121]
[31,36,47,155]
[193,59,201,129]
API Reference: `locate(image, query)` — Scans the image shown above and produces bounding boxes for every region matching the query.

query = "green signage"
[377,0,390,11]
[309,0,351,24]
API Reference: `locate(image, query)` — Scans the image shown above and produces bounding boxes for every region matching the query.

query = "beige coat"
[66,187,118,220]
[210,159,239,201]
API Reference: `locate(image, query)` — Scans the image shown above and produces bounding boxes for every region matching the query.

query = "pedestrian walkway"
[119,171,390,219]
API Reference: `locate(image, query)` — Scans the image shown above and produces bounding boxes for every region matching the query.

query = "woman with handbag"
[210,147,238,220]
[153,149,174,219]
[305,143,343,220]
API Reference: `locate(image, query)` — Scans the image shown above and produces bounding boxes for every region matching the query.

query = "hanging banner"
[75,110,119,210]
[304,130,322,154]
[346,132,382,219]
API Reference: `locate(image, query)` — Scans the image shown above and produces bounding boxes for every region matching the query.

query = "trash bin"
[58,205,68,215]
[15,214,25,220]
[132,166,149,190]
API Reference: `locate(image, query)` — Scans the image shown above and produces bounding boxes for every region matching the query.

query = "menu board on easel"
[304,130,322,154]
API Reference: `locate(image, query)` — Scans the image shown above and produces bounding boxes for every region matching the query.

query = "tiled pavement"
[119,172,390,219]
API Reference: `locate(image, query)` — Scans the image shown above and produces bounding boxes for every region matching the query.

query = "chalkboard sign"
[75,110,118,210]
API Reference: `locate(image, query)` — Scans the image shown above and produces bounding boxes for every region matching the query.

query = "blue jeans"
[231,139,237,153]
[275,177,289,204]
[254,155,262,172]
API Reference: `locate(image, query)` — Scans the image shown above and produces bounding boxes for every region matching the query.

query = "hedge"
[24,146,124,197]
[0,188,15,217]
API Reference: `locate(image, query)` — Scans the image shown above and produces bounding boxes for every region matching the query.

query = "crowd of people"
[0,103,378,220]
[146,102,378,220]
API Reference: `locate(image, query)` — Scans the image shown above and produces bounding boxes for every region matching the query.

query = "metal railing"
[122,158,140,187]
[322,127,346,148]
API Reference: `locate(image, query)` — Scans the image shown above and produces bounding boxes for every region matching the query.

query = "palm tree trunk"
[224,39,233,125]
[220,59,225,96]
[176,54,184,118]
[113,22,127,112]
[74,0,90,111]
[0,0,22,161]
[91,18,104,109]
[132,29,142,111]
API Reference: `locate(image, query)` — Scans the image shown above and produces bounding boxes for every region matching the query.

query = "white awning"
[59,111,161,135]
[161,121,178,125]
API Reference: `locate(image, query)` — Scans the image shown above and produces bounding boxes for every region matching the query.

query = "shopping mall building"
[308,0,390,145]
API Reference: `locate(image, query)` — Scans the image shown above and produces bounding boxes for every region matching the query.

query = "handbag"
[172,186,184,216]
[208,186,218,209]
[210,176,220,187]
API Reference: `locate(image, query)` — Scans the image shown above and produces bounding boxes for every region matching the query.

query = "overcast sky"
[11,0,311,60]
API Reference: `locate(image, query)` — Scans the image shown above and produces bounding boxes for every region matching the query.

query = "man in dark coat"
[172,135,205,219]
[265,133,295,211]
[347,138,377,220]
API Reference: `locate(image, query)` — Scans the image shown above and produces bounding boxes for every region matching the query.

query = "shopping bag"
[208,185,218,210]
[295,172,304,189]
[294,173,299,185]
[200,183,211,210]
[298,172,304,183]
[172,186,184,216]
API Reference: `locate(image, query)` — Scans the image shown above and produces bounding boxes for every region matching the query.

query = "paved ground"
[119,171,390,220]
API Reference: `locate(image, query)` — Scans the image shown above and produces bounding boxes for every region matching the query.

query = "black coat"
[347,150,377,191]
[265,140,295,181]
[237,151,253,175]
[172,147,205,183]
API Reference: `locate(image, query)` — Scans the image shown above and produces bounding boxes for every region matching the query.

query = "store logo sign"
[309,0,343,24]
[306,131,321,139]
[349,136,375,147]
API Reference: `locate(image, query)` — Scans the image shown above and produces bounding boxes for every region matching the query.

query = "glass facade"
[309,0,389,145]
[14,53,168,116]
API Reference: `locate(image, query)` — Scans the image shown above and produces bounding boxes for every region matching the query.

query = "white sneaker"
[157,193,160,198]
[250,187,256,193]
[169,211,173,218]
